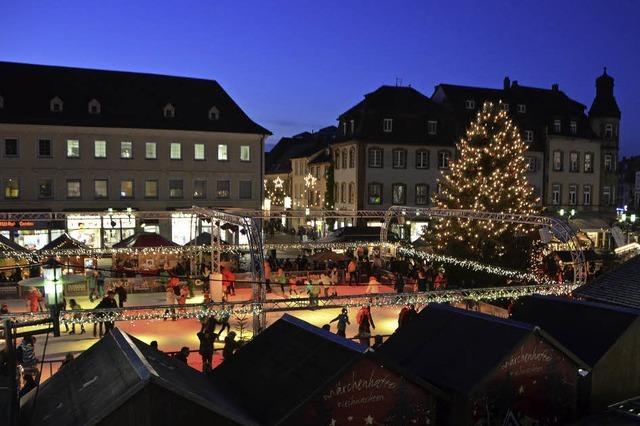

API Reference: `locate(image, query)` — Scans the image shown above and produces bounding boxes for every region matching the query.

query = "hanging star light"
[273,176,284,189]
[304,173,317,188]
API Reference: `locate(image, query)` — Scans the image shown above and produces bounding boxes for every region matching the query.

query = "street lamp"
[43,257,64,337]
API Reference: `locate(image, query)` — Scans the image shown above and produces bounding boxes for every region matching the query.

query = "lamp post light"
[619,211,637,244]
[558,208,576,223]
[43,257,64,337]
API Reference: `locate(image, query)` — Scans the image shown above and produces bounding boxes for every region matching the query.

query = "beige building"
[0,62,269,248]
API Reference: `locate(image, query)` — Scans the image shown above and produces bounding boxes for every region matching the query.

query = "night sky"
[1,1,638,155]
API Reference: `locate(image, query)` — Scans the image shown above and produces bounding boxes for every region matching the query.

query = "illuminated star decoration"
[304,173,317,188]
[273,176,284,189]
[365,415,374,424]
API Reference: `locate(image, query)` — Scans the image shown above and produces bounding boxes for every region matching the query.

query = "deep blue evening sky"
[1,1,639,154]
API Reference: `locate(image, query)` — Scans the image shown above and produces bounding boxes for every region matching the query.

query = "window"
[240,145,251,162]
[93,140,106,158]
[383,118,393,133]
[392,149,407,168]
[415,184,429,205]
[38,179,53,199]
[553,120,561,133]
[603,186,611,206]
[340,183,346,203]
[88,99,101,114]
[217,144,228,161]
[342,121,347,135]
[216,180,230,198]
[145,142,157,159]
[50,97,63,112]
[583,185,591,206]
[67,179,81,198]
[416,150,429,169]
[392,183,406,205]
[525,130,534,143]
[144,180,158,199]
[604,123,614,140]
[427,121,438,135]
[193,179,207,199]
[569,152,579,172]
[553,151,563,171]
[349,147,355,168]
[465,100,475,109]
[348,182,355,204]
[335,150,341,169]
[341,148,348,169]
[584,152,593,173]
[517,104,526,113]
[164,103,175,118]
[169,179,183,198]
[4,178,19,199]
[38,139,52,157]
[4,139,18,157]
[239,180,251,200]
[67,139,80,158]
[368,183,382,205]
[552,184,561,206]
[194,143,205,160]
[170,143,182,160]
[120,141,133,159]
[94,179,108,199]
[209,106,219,121]
[525,157,536,172]
[604,154,613,172]
[570,121,577,135]
[120,180,134,199]
[368,148,383,168]
[349,119,355,134]
[501,103,510,112]
[438,151,450,169]
[568,184,577,205]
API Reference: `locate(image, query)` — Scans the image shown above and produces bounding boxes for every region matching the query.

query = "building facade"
[0,61,269,248]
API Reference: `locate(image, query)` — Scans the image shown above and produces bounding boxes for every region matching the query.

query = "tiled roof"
[574,255,640,310]
[265,126,335,173]
[0,61,270,135]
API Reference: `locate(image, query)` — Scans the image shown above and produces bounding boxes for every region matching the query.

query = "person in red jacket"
[434,270,448,290]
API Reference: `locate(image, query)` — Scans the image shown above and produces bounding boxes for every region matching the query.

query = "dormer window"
[465,100,475,109]
[553,119,561,133]
[208,106,220,120]
[427,120,438,135]
[163,103,175,118]
[50,96,63,112]
[349,119,355,134]
[88,99,101,114]
[383,118,393,133]
[501,103,509,112]
[517,104,526,113]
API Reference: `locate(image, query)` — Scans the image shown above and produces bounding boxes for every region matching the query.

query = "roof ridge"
[110,328,159,381]
[281,313,366,353]
[429,304,535,331]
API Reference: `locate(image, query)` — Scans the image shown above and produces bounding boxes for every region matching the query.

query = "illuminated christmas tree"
[432,101,540,267]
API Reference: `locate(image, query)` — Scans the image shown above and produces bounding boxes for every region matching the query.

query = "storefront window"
[171,213,198,245]
[15,230,50,250]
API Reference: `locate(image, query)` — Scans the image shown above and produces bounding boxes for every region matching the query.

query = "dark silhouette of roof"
[20,328,257,425]
[39,233,90,252]
[308,148,331,164]
[511,296,640,367]
[183,232,228,246]
[0,61,270,135]
[209,314,366,424]
[266,126,336,174]
[112,232,179,248]
[378,304,584,395]
[575,256,640,310]
[589,68,621,119]
[0,234,28,253]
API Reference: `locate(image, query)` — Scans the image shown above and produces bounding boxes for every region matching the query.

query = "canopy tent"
[112,232,179,249]
[39,233,90,252]
[113,232,180,273]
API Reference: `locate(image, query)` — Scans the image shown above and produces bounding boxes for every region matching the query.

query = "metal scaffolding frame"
[380,206,586,285]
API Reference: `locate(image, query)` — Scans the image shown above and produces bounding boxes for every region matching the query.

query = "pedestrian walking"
[434,270,448,290]
[356,305,375,347]
[68,299,85,335]
[94,291,117,337]
[264,260,273,293]
[329,308,350,337]
[17,335,38,375]
[114,282,128,308]
[197,329,216,371]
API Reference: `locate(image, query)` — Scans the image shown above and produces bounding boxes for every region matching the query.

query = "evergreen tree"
[432,101,540,268]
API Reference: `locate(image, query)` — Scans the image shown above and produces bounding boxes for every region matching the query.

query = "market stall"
[112,232,181,277]
[0,234,33,298]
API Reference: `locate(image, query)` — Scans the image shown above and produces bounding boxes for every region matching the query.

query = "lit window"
[604,124,614,140]
[553,120,562,133]
[416,150,429,169]
[392,149,407,168]
[368,148,383,168]
[94,140,106,158]
[4,138,18,157]
[517,104,526,113]
[145,180,158,199]
[383,118,393,133]
[465,100,475,109]
[194,144,205,160]
[583,185,591,206]
[67,139,80,158]
[438,151,450,169]
[553,151,563,171]
[170,143,182,160]
[169,179,183,198]
[340,182,346,203]
[392,183,406,205]
[120,141,133,159]
[568,184,577,205]
[4,178,19,199]
[427,121,438,135]
[193,179,207,199]
[552,184,561,206]
[120,180,134,198]
[570,121,577,135]
[38,139,52,158]
[38,180,53,199]
[145,142,157,159]
[569,152,579,172]
[415,184,429,205]
[603,186,611,206]
[218,144,228,161]
[584,152,593,173]
[368,183,382,205]
[67,180,81,198]
[525,130,534,143]
[348,182,355,204]
[94,180,108,199]
[217,180,230,198]
[239,181,252,199]
[240,145,251,161]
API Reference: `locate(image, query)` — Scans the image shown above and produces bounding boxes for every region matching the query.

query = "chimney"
[503,76,510,90]
[552,83,559,91]
[511,80,519,88]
